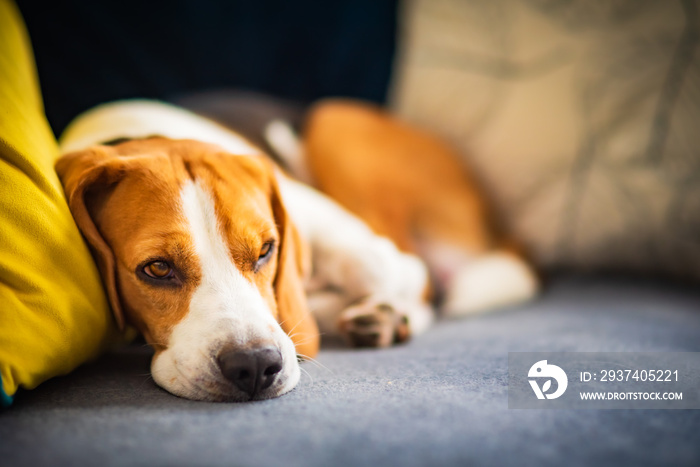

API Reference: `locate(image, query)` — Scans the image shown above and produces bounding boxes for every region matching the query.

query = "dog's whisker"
[284,316,306,336]
[137,373,158,390]
[277,317,290,328]
[287,332,313,341]
[289,338,320,350]
[296,353,333,374]
[306,360,333,373]
[289,330,327,338]
[299,366,314,386]
[291,339,319,350]
[288,330,326,342]
[302,360,330,373]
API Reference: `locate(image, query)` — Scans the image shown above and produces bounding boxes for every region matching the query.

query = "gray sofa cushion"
[2,276,699,466]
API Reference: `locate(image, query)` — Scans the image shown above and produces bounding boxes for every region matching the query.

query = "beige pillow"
[391,0,700,279]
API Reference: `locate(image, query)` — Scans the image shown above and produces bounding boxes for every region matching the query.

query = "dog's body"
[57,99,537,402]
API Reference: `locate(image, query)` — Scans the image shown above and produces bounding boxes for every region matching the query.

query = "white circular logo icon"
[528,360,568,400]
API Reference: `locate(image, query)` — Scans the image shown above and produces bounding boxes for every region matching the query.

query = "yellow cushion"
[0,0,117,405]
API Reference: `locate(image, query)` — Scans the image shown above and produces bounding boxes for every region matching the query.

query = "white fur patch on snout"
[151,180,299,401]
[442,251,539,316]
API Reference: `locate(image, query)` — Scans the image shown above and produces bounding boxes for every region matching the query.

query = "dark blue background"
[16,0,398,136]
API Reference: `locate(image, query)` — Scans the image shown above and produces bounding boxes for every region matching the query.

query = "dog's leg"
[336,296,433,348]
[406,166,539,317]
[445,252,537,316]
[418,239,539,317]
[278,175,433,347]
[295,100,540,319]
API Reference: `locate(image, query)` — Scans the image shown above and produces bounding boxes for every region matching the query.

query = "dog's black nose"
[218,347,283,398]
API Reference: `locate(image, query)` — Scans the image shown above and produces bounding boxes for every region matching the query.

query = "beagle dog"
[56,99,537,402]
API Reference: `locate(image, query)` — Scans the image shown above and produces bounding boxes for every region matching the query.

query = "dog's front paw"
[337,300,410,348]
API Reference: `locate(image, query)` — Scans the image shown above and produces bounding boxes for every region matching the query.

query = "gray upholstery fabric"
[2,276,699,466]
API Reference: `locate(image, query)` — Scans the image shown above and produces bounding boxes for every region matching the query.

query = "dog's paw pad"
[338,302,410,348]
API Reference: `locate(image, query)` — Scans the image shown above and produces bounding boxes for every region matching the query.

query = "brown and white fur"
[57,99,537,402]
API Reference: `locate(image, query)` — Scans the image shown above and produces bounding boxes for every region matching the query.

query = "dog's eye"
[255,241,275,271]
[143,261,173,279]
[259,242,273,261]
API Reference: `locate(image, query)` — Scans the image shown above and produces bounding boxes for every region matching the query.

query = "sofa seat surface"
[1,276,699,467]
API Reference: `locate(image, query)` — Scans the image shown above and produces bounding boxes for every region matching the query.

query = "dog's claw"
[338,301,410,348]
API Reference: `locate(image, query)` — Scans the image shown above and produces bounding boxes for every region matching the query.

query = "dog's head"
[56,138,318,401]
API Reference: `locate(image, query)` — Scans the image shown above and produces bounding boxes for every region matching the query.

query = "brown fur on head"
[56,138,319,359]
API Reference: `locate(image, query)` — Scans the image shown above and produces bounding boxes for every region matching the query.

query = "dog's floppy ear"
[55,147,127,330]
[269,174,320,359]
